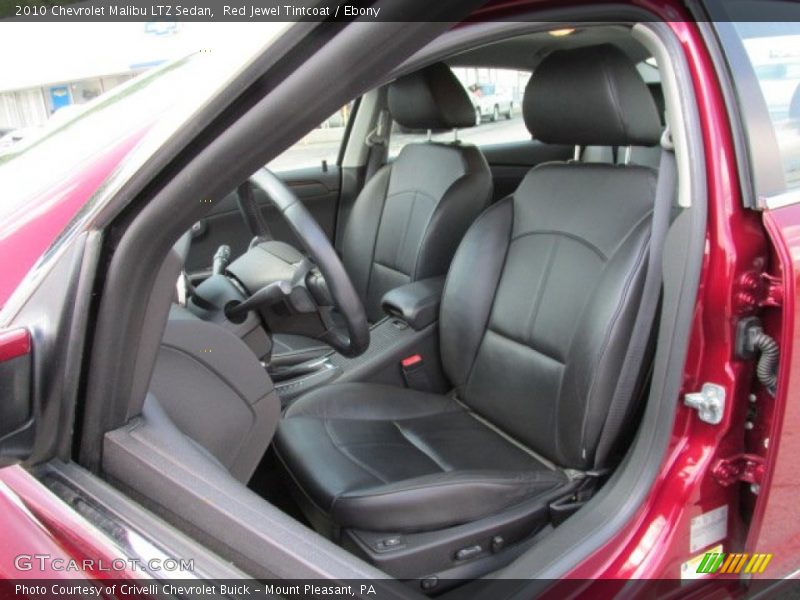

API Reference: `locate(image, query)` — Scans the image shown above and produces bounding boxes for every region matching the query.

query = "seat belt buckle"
[401,354,431,391]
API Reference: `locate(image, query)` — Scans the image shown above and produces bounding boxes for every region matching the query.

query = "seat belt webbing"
[364,109,390,183]
[593,131,677,470]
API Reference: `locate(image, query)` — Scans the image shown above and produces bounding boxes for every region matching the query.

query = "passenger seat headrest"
[523,44,662,147]
[388,62,476,131]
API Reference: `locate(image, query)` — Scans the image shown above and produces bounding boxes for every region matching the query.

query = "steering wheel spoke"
[237,168,369,357]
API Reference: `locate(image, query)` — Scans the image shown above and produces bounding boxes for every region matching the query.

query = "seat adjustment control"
[420,577,438,591]
[454,544,482,561]
[374,535,404,553]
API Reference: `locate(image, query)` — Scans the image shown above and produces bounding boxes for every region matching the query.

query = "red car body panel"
[0,328,30,361]
[0,466,138,581]
[746,207,800,578]
[548,15,773,587]
[0,130,148,309]
[0,0,796,586]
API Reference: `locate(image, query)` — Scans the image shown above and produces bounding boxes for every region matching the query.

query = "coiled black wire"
[751,329,779,395]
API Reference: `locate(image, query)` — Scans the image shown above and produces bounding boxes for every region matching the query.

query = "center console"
[187,241,449,405]
[273,314,446,403]
[271,276,448,404]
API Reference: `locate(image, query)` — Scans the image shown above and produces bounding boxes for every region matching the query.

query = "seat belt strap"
[364,109,390,183]
[593,129,677,470]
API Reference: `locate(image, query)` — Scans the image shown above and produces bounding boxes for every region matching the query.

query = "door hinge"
[736,271,783,311]
[760,273,783,307]
[684,383,726,425]
[712,454,765,491]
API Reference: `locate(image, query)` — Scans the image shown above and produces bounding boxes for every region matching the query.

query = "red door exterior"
[744,206,800,578]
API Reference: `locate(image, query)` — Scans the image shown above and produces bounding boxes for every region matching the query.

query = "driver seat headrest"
[388,62,476,131]
[523,44,662,147]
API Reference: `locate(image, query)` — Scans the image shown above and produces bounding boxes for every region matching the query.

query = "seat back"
[149,306,280,482]
[130,233,279,483]
[439,45,663,471]
[340,63,492,321]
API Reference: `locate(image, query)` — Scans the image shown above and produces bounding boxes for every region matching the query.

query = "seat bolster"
[284,382,462,420]
[275,384,467,516]
[332,469,567,532]
[413,146,493,281]
[340,165,393,309]
[275,383,571,535]
[440,198,514,389]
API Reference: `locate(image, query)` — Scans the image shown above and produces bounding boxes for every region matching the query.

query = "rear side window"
[267,105,352,171]
[388,67,531,158]
[733,22,800,190]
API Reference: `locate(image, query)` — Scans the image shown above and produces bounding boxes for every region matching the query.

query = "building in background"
[0,22,273,130]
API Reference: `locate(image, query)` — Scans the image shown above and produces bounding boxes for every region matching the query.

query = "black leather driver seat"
[271,63,492,363]
[274,44,664,577]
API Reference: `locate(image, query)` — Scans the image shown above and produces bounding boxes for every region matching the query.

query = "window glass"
[388,67,531,157]
[734,22,800,189]
[267,104,352,171]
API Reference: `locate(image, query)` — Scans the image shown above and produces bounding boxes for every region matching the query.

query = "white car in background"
[468,82,514,123]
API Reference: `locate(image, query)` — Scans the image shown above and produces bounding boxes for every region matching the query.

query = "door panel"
[745,204,800,578]
[185,165,340,275]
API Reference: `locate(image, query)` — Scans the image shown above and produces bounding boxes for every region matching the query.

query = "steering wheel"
[227,168,369,358]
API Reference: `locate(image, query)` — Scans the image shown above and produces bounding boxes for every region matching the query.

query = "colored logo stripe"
[696,552,773,574]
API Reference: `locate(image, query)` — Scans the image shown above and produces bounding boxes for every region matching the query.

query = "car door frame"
[75,11,713,587]
[697,8,800,579]
[1,3,720,587]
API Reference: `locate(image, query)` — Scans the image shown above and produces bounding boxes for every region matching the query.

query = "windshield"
[0,23,285,223]
[732,21,800,191]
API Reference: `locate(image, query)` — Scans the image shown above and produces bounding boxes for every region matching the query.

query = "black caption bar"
[4,0,387,21]
[1,578,798,600]
[2,0,798,22]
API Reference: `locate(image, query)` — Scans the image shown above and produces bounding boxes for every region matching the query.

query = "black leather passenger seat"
[274,43,665,580]
[581,81,666,167]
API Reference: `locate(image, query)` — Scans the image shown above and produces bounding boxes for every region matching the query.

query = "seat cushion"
[274,383,567,533]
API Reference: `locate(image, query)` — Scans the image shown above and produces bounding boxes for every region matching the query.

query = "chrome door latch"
[684,383,726,425]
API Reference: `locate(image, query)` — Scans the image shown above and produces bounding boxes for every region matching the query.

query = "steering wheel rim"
[248,168,369,357]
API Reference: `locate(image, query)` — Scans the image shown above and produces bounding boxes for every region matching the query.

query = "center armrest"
[381,277,445,331]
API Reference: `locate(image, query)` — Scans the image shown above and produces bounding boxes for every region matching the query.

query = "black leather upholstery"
[275,62,492,359]
[274,383,566,532]
[342,143,491,322]
[441,163,655,469]
[523,45,662,146]
[381,276,445,331]
[275,45,662,538]
[647,82,667,126]
[271,333,331,366]
[581,82,666,168]
[388,62,476,130]
[151,306,280,482]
